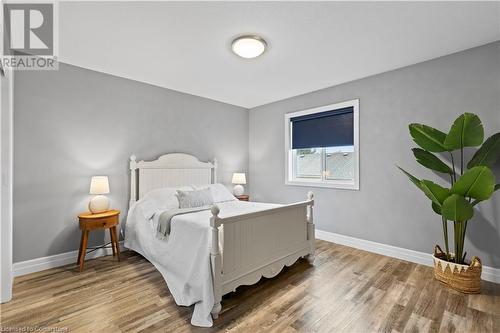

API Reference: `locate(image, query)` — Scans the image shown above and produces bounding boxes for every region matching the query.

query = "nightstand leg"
[79,230,89,272]
[77,231,85,265]
[111,226,120,261]
[109,228,117,256]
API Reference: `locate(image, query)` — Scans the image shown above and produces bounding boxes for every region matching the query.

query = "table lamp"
[89,176,110,213]
[231,173,246,196]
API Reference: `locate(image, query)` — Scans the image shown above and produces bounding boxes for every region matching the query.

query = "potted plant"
[399,113,499,293]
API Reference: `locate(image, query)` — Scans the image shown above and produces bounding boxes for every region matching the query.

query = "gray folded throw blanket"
[157,206,212,236]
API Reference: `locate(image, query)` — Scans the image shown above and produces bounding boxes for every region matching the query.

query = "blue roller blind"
[291,107,353,149]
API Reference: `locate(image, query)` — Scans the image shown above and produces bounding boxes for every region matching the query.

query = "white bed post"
[129,155,137,208]
[213,158,218,184]
[210,205,222,319]
[306,191,315,263]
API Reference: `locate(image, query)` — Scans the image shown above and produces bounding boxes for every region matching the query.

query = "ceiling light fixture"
[231,35,267,59]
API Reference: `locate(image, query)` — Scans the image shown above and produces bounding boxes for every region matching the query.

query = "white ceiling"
[59,1,500,108]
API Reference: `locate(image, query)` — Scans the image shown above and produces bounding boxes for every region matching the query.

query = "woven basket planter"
[433,245,481,294]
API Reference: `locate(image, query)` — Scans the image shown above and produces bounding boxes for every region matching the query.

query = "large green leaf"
[472,184,500,206]
[420,180,450,206]
[398,166,451,207]
[432,202,442,215]
[409,124,448,152]
[398,166,424,191]
[451,166,495,201]
[444,113,484,150]
[441,194,474,222]
[467,132,500,168]
[412,148,453,174]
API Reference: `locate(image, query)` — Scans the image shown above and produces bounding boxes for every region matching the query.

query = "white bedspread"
[124,199,281,327]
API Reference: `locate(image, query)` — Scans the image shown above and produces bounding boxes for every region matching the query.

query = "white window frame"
[284,99,359,190]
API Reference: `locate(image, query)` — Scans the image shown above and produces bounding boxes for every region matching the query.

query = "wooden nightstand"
[77,209,120,272]
[236,195,249,201]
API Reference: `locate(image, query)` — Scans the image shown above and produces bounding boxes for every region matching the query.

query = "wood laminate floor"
[1,240,499,333]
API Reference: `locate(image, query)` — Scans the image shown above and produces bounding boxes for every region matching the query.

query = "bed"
[124,153,315,327]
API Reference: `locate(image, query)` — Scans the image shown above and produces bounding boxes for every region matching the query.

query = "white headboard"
[129,153,217,206]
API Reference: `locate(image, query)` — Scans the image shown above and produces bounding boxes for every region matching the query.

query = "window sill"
[285,180,359,190]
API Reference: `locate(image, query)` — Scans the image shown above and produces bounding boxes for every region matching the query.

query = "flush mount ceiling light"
[231,35,267,59]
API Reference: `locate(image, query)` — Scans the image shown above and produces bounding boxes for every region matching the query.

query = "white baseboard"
[13,232,500,284]
[315,229,500,284]
[13,241,126,277]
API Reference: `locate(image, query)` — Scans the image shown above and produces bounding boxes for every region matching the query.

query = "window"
[285,99,359,190]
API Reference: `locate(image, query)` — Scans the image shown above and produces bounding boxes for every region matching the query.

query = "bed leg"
[210,205,223,320]
[306,191,315,264]
[211,302,222,319]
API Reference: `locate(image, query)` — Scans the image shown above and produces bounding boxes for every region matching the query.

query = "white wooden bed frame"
[129,153,315,319]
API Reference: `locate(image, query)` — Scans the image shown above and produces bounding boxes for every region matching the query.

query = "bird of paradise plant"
[399,113,499,264]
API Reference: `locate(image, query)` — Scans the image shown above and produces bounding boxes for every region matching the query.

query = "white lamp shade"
[89,176,110,195]
[232,173,246,185]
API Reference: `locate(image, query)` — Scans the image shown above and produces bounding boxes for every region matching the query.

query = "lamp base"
[233,184,244,196]
[89,195,110,214]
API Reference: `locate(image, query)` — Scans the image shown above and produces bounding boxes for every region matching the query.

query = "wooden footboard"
[209,192,315,318]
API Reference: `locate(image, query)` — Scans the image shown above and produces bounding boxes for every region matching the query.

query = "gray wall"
[14,63,248,262]
[249,42,500,268]
[14,42,500,268]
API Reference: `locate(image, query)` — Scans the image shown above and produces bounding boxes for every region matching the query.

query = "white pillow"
[140,186,191,219]
[192,183,236,203]
[176,188,214,208]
